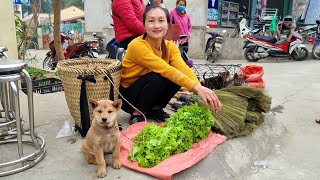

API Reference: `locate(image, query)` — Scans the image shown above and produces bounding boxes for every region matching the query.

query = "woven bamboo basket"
[57,58,122,128]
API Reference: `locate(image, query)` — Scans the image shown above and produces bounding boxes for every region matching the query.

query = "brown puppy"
[81,99,122,178]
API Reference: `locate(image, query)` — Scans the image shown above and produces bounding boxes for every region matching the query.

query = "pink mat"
[120,122,226,180]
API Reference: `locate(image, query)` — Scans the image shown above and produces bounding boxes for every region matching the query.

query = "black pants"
[119,35,140,50]
[119,72,181,114]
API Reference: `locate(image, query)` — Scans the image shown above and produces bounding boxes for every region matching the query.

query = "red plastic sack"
[120,122,226,180]
[238,65,265,88]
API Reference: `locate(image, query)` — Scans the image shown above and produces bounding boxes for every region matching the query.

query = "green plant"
[15,15,40,61]
[25,67,46,79]
[128,103,214,168]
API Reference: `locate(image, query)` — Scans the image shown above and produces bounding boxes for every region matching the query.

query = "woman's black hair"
[142,5,170,59]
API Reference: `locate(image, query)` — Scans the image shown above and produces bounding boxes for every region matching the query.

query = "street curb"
[174,112,287,179]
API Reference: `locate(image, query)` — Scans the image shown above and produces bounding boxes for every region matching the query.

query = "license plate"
[215,43,222,48]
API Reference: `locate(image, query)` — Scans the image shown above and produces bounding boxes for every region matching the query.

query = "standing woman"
[112,0,146,49]
[169,0,192,53]
[119,5,221,125]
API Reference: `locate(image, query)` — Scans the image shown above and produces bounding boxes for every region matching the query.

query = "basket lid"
[0,59,27,74]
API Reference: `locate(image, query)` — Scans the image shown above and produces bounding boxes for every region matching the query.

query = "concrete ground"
[1,50,320,179]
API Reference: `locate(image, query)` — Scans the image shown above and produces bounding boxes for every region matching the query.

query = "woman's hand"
[192,83,222,113]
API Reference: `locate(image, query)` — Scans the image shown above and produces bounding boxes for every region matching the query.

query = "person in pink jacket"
[112,0,146,49]
[169,0,192,53]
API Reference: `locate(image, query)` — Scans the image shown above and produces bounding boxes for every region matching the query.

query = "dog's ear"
[113,99,122,111]
[89,99,98,109]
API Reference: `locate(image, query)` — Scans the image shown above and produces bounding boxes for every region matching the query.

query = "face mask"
[176,6,185,12]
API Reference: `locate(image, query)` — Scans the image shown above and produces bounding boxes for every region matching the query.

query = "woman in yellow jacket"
[120,5,221,125]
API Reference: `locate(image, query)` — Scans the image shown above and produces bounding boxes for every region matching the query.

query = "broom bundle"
[221,86,272,113]
[174,86,272,139]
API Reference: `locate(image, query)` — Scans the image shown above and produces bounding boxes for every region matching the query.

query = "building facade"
[0,0,18,58]
[83,0,298,58]
[210,0,294,28]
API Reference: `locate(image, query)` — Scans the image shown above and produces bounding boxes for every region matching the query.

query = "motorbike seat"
[250,34,277,44]
[207,32,219,38]
[316,20,320,25]
[67,42,85,48]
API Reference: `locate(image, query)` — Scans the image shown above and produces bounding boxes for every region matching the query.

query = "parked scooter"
[243,31,308,62]
[229,6,263,38]
[106,37,123,60]
[43,33,98,70]
[297,24,317,43]
[0,47,9,59]
[92,32,105,54]
[204,28,226,63]
[311,20,320,59]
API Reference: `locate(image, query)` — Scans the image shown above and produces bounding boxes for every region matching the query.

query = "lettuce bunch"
[128,103,214,168]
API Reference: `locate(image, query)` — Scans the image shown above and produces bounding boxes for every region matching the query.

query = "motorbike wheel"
[244,46,260,62]
[312,42,320,60]
[291,47,308,61]
[43,56,55,70]
[207,49,218,63]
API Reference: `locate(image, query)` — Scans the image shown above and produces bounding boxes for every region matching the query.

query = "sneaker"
[147,109,170,122]
[129,114,145,125]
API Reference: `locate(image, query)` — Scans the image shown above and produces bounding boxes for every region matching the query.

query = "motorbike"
[0,47,9,59]
[43,33,98,70]
[204,28,226,63]
[243,31,308,62]
[311,20,320,59]
[296,20,317,43]
[299,25,317,43]
[106,37,123,60]
[92,32,105,54]
[229,6,263,38]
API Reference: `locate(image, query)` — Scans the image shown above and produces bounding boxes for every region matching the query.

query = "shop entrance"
[267,0,287,19]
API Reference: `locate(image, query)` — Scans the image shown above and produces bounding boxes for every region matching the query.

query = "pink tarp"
[120,122,226,180]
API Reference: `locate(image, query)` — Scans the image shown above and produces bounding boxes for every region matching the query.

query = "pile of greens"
[128,103,215,168]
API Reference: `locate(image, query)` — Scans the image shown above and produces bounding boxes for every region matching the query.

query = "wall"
[84,0,209,58]
[41,23,85,49]
[0,0,18,58]
[84,0,112,32]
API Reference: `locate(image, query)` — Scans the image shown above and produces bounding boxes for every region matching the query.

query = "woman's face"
[176,0,185,7]
[144,8,168,40]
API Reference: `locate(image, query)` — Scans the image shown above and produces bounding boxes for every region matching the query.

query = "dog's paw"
[97,168,107,178]
[112,160,122,169]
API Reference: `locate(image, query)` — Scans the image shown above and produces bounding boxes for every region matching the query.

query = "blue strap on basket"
[76,75,96,137]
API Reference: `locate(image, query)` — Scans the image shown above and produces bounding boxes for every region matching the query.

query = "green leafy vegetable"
[128,103,215,168]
